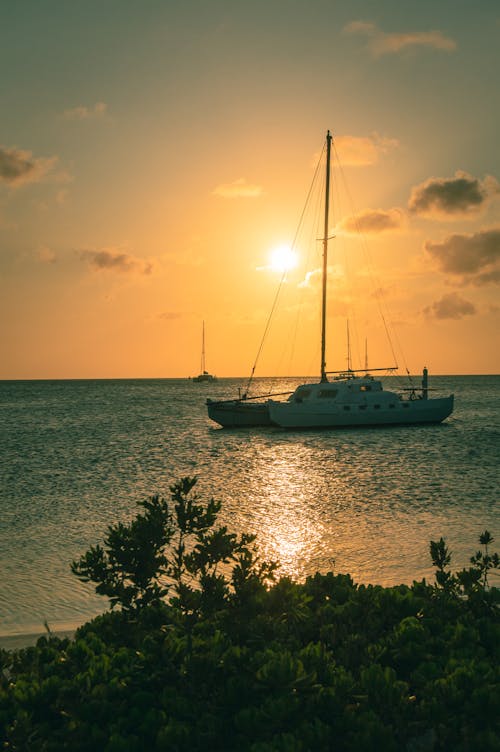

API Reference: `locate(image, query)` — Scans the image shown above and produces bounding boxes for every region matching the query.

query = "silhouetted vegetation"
[1,478,499,751]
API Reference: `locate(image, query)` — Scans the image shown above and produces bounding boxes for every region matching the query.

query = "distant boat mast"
[200,320,207,374]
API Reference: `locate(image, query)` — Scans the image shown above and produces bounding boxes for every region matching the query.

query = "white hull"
[206,399,272,427]
[193,373,217,383]
[269,394,454,429]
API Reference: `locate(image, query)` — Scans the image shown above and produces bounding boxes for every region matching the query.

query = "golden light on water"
[226,433,450,588]
[246,446,329,582]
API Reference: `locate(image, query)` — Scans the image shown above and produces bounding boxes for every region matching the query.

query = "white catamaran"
[268,131,454,429]
[208,130,454,429]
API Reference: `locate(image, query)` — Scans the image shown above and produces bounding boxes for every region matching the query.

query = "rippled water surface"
[0,376,498,636]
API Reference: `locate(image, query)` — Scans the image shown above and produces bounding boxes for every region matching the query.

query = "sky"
[1,0,499,378]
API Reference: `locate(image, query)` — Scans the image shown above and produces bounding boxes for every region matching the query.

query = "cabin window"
[318,389,338,399]
[374,405,380,409]
[343,405,350,411]
[403,403,409,408]
[389,404,396,409]
[360,385,372,392]
[359,405,367,410]
[292,388,311,402]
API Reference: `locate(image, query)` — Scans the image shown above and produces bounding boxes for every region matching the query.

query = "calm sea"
[0,375,498,640]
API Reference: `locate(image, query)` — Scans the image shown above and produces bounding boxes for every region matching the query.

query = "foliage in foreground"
[1,478,499,752]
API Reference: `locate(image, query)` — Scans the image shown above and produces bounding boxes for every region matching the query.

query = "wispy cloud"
[333,133,399,166]
[298,267,321,289]
[63,102,107,120]
[424,292,476,320]
[79,247,153,275]
[0,146,58,186]
[298,265,344,290]
[425,227,500,286]
[344,20,456,56]
[338,207,404,234]
[213,178,263,198]
[409,172,499,219]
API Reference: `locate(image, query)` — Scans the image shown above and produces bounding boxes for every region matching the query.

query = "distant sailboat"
[192,321,216,383]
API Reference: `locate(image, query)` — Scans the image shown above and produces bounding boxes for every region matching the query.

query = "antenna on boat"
[364,338,368,372]
[320,130,332,383]
[347,320,352,372]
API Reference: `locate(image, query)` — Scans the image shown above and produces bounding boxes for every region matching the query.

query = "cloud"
[63,102,107,120]
[425,227,500,285]
[338,207,404,234]
[423,292,476,320]
[298,268,321,289]
[409,171,499,218]
[79,248,153,275]
[298,265,343,290]
[213,178,263,198]
[333,133,399,166]
[344,20,456,56]
[0,146,58,186]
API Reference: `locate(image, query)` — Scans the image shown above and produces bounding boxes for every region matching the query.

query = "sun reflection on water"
[213,419,498,590]
[235,444,333,581]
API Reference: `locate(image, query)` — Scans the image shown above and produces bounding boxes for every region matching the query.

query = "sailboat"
[267,130,454,429]
[192,321,217,383]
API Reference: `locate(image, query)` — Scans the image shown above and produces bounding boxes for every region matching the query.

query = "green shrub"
[1,479,498,751]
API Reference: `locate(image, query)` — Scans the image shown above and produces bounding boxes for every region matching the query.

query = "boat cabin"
[287,376,403,407]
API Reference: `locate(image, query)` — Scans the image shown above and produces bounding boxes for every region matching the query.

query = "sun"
[269,244,298,273]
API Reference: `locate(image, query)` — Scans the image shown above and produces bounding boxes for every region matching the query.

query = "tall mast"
[201,320,206,373]
[320,130,332,382]
[347,320,351,372]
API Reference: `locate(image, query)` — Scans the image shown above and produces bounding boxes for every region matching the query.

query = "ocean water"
[0,375,498,639]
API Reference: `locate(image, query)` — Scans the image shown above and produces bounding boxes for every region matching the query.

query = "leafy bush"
[1,478,498,751]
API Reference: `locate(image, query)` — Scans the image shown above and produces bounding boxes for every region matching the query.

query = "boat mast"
[201,321,206,373]
[320,130,332,382]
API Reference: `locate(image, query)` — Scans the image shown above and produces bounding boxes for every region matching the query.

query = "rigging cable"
[285,142,326,376]
[244,141,327,395]
[331,140,412,381]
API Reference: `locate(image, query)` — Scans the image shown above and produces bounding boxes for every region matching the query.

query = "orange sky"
[1,1,499,378]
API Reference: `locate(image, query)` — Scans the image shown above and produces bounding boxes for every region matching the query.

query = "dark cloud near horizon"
[79,249,152,275]
[338,207,403,234]
[424,292,476,320]
[0,146,56,186]
[425,227,500,285]
[409,171,499,218]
